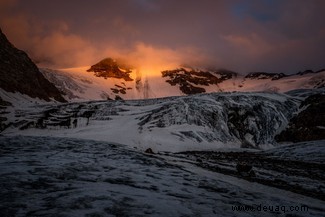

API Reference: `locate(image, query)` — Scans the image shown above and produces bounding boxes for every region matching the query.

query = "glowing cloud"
[1,0,324,73]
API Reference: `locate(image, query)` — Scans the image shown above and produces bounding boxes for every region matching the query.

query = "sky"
[1,0,325,73]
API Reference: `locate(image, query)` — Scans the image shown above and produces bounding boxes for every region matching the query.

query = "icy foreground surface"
[2,92,301,152]
[0,136,324,217]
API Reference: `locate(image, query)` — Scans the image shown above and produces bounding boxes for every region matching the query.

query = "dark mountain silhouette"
[0,28,66,102]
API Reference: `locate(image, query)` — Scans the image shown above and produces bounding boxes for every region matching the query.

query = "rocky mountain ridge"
[39,64,325,102]
[87,58,133,81]
[0,28,65,102]
[162,68,325,95]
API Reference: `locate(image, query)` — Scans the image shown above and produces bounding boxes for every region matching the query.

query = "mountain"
[40,60,325,101]
[161,68,237,94]
[244,72,286,80]
[1,39,324,216]
[0,28,65,103]
[87,58,133,81]
[161,68,325,94]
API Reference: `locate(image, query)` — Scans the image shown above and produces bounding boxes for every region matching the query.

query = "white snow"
[2,91,301,153]
[40,67,325,102]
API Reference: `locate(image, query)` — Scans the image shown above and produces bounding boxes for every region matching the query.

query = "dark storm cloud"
[1,0,324,73]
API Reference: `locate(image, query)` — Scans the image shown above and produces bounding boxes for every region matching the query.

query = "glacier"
[0,136,324,217]
[1,91,304,152]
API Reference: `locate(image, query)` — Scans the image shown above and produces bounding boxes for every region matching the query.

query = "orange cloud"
[0,14,100,67]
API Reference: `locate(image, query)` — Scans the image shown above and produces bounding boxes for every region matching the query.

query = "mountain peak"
[87,58,133,81]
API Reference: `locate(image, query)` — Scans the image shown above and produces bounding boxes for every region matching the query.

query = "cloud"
[222,33,272,56]
[0,13,99,67]
[1,0,324,73]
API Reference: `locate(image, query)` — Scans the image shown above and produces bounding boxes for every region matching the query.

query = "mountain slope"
[41,67,181,101]
[0,28,65,102]
[41,64,325,101]
[87,57,133,81]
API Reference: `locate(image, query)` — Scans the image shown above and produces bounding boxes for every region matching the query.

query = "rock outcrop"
[87,58,133,81]
[161,68,237,94]
[245,72,286,80]
[0,28,66,102]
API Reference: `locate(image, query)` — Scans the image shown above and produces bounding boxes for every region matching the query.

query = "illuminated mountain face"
[40,62,325,102]
[87,58,133,81]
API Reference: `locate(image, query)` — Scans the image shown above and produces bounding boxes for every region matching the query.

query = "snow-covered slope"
[219,70,325,93]
[41,67,182,101]
[41,66,325,101]
[2,91,304,152]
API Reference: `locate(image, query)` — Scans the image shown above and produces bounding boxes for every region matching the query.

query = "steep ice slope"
[41,66,325,101]
[2,91,302,152]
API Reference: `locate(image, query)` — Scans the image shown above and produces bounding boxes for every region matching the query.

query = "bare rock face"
[0,28,66,102]
[87,58,133,81]
[161,68,237,95]
[145,148,154,154]
[244,72,286,80]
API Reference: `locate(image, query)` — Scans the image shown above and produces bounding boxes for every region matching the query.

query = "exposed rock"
[296,69,325,76]
[245,72,286,80]
[111,84,127,95]
[276,94,325,142]
[161,68,237,95]
[297,69,315,76]
[145,148,154,154]
[0,28,66,102]
[115,95,123,101]
[87,58,133,81]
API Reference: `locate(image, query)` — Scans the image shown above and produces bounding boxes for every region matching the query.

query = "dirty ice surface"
[0,136,324,217]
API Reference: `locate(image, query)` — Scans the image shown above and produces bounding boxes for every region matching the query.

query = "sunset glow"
[1,1,325,215]
[1,0,324,73]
